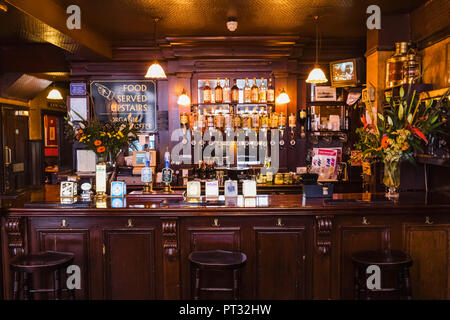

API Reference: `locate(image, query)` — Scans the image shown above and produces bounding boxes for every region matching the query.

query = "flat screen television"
[329,58,364,87]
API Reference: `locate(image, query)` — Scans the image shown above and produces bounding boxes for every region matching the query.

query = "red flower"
[381,135,389,148]
[97,146,106,153]
[411,127,428,143]
[361,115,369,130]
[94,140,102,146]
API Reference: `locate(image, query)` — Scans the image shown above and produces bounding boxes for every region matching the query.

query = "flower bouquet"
[352,86,448,199]
[66,112,140,165]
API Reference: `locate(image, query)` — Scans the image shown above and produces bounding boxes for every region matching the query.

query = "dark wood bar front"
[2,186,449,300]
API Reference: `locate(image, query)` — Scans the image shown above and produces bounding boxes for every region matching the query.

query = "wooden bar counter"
[1,186,450,300]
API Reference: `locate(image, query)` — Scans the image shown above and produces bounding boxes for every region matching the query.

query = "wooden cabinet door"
[103,226,157,300]
[30,218,91,300]
[403,222,450,299]
[253,226,307,300]
[336,216,391,299]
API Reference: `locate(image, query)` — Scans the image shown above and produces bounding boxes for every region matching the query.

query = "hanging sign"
[90,80,157,133]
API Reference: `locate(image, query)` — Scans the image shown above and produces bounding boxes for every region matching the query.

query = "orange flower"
[402,142,409,151]
[381,135,389,148]
[94,140,102,146]
[78,129,83,134]
[97,146,106,153]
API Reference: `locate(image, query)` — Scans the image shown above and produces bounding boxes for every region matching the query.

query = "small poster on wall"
[314,86,337,101]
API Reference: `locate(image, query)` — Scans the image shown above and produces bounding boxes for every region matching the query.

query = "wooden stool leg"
[354,266,360,300]
[13,271,20,300]
[194,268,200,300]
[233,269,239,300]
[54,269,62,300]
[402,267,412,300]
[23,272,31,300]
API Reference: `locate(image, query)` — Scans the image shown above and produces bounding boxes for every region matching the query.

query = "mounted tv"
[330,58,364,87]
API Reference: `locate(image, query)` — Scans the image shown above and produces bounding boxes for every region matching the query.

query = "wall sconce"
[177,89,191,106]
[276,89,290,104]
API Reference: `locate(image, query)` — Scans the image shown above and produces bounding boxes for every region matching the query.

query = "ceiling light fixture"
[145,18,167,79]
[306,16,328,84]
[226,17,238,32]
[276,89,290,104]
[177,89,191,106]
[47,87,63,100]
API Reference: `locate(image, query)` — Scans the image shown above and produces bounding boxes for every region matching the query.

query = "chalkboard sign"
[90,80,157,133]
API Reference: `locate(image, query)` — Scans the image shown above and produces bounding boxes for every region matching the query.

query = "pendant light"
[47,82,63,100]
[306,16,328,84]
[145,18,167,79]
[177,89,191,106]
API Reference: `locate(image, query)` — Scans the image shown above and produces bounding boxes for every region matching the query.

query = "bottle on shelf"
[215,107,224,131]
[207,107,215,129]
[214,78,223,104]
[203,81,211,104]
[270,112,279,129]
[251,78,259,103]
[242,107,250,130]
[224,107,233,132]
[223,78,231,103]
[233,110,242,130]
[231,79,240,104]
[260,107,269,130]
[259,78,267,103]
[180,112,189,132]
[244,78,251,103]
[189,107,198,131]
[198,109,206,134]
[267,78,275,103]
[251,107,260,131]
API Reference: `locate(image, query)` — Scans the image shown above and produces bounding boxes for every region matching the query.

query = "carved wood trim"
[162,219,178,260]
[5,217,25,256]
[314,215,334,255]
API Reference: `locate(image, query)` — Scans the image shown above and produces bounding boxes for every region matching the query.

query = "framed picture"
[314,86,337,101]
[224,180,238,197]
[44,115,58,147]
[68,96,89,121]
[132,150,156,167]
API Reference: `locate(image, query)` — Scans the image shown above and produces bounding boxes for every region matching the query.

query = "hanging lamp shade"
[306,16,328,84]
[276,89,290,104]
[177,89,191,106]
[47,88,63,100]
[306,67,328,84]
[145,61,167,79]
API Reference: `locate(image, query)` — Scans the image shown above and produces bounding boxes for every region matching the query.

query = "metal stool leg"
[233,269,239,300]
[54,269,61,300]
[194,268,200,300]
[13,271,20,300]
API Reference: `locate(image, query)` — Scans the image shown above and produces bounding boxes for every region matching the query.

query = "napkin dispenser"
[303,183,334,198]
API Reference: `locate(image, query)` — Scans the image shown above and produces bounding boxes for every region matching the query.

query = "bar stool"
[10,251,75,300]
[352,249,413,300]
[188,250,247,300]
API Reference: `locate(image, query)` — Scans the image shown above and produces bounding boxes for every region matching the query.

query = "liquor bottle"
[251,107,260,130]
[244,78,251,103]
[279,112,286,130]
[270,112,279,129]
[233,110,241,130]
[223,78,231,103]
[189,107,198,131]
[214,78,223,104]
[180,112,189,131]
[242,107,251,130]
[267,78,275,103]
[259,78,267,103]
[260,107,269,130]
[164,146,170,168]
[198,109,206,134]
[231,79,240,104]
[203,81,211,103]
[288,112,296,129]
[207,107,215,129]
[251,78,259,103]
[215,108,224,131]
[299,108,307,120]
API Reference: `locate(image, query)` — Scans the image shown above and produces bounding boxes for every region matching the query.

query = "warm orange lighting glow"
[145,61,167,79]
[276,89,290,104]
[306,67,328,84]
[177,89,191,106]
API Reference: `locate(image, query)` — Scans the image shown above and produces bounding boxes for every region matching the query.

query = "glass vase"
[383,160,400,200]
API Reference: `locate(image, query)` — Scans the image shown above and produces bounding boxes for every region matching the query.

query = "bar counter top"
[3,185,450,216]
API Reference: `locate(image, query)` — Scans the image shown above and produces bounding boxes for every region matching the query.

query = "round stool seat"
[189,250,247,269]
[10,251,75,273]
[352,249,412,267]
